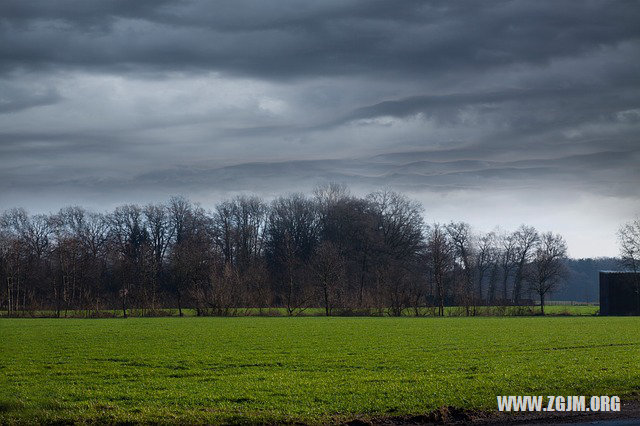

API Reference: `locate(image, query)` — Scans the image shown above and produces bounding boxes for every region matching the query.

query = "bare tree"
[367,190,426,315]
[526,232,568,315]
[512,225,539,304]
[1,209,53,313]
[144,204,174,310]
[476,231,498,304]
[486,259,501,304]
[266,194,319,315]
[167,196,198,316]
[446,222,475,315]
[168,201,211,317]
[79,211,110,314]
[51,209,82,316]
[230,195,268,273]
[617,217,640,313]
[0,188,578,317]
[0,220,26,315]
[109,205,149,317]
[426,224,453,316]
[311,241,345,316]
[367,190,425,261]
[618,217,640,273]
[498,232,517,304]
[313,182,349,213]
[319,196,376,308]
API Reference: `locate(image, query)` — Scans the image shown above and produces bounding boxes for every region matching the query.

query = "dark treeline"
[556,258,619,303]
[0,184,570,317]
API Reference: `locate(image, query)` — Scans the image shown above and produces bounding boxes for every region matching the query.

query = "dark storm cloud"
[1,0,640,256]
[1,1,639,79]
[340,82,640,148]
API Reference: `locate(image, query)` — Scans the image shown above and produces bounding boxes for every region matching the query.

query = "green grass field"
[1,316,638,424]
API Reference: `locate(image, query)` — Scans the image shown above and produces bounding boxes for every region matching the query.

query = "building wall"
[599,272,640,316]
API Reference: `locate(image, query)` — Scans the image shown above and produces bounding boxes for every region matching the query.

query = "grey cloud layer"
[2,1,639,78]
[1,1,639,257]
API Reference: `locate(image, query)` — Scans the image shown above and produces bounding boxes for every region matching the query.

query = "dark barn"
[599,272,640,316]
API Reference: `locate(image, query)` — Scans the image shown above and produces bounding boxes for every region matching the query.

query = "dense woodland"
[1,184,578,317]
[557,258,619,302]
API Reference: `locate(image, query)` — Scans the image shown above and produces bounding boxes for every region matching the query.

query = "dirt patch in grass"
[344,399,640,425]
[345,406,487,425]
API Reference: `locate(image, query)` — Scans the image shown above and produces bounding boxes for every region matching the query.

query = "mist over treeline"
[0,184,589,317]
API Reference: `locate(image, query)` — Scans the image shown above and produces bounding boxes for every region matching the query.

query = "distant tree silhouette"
[0,184,578,317]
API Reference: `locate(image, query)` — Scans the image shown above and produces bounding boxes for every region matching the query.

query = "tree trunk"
[177,289,183,317]
[501,272,509,303]
[513,267,524,304]
[487,264,499,304]
[437,279,444,317]
[358,252,367,306]
[323,281,330,316]
[121,294,127,318]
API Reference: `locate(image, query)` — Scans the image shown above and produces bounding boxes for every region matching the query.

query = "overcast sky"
[1,0,639,258]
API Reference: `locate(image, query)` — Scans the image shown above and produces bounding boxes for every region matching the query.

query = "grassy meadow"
[1,316,638,423]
